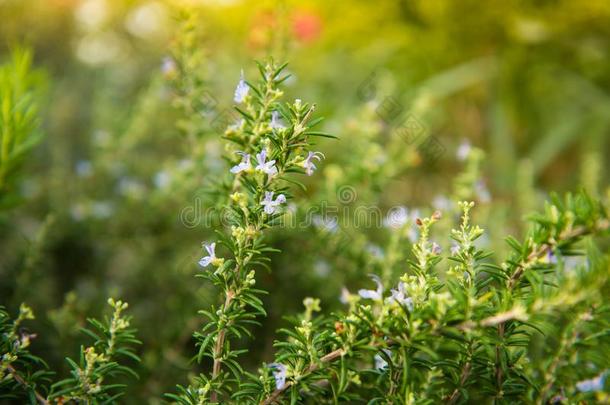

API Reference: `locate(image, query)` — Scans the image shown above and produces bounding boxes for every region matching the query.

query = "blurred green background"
[1,0,609,402]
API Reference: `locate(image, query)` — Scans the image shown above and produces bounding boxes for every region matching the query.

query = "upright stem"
[210,287,236,402]
[447,361,471,405]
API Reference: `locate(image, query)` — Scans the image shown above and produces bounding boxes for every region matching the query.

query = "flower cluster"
[231,194,610,404]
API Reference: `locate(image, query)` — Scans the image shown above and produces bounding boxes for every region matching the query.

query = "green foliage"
[1,304,51,403]
[0,47,45,209]
[168,59,328,404]
[1,2,610,404]
[49,298,140,404]
[237,194,609,404]
[163,59,609,404]
[1,300,139,404]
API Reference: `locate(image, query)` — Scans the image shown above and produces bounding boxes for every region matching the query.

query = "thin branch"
[210,289,235,403]
[7,365,48,405]
[447,361,471,405]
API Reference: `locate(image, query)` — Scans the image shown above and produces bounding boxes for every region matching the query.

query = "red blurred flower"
[292,10,322,43]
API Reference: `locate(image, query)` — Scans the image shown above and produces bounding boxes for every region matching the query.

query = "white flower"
[456,140,471,161]
[199,243,217,268]
[255,149,278,177]
[154,170,171,189]
[301,151,324,176]
[358,274,383,301]
[407,226,418,243]
[576,372,606,392]
[233,70,249,103]
[268,363,287,390]
[91,201,114,219]
[387,282,413,311]
[432,195,452,211]
[227,118,245,132]
[340,287,351,304]
[230,152,251,174]
[270,111,285,130]
[314,260,330,277]
[261,191,286,215]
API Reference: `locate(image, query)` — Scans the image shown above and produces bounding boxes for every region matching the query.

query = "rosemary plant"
[1,45,609,405]
[1,299,139,404]
[168,60,329,404]
[236,194,609,404]
[164,60,609,404]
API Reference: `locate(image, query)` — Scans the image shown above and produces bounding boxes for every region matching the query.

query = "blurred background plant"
[0,0,609,402]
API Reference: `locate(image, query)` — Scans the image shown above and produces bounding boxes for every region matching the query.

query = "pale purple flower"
[312,215,338,233]
[367,244,385,259]
[270,111,285,130]
[255,149,278,177]
[388,282,413,311]
[432,195,452,211]
[233,70,249,103]
[161,56,176,76]
[75,160,92,177]
[261,191,286,215]
[230,152,251,174]
[564,255,587,272]
[358,274,383,301]
[475,180,491,203]
[451,243,460,256]
[576,372,606,392]
[302,151,324,176]
[384,206,409,229]
[545,250,558,264]
[456,140,471,161]
[268,363,287,389]
[432,242,442,255]
[199,243,217,268]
